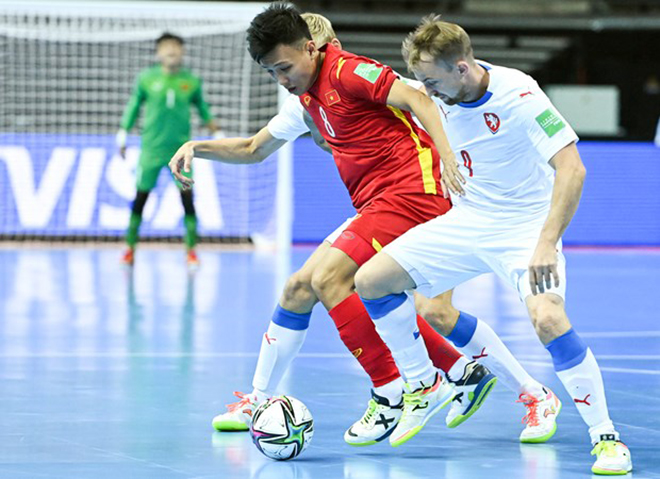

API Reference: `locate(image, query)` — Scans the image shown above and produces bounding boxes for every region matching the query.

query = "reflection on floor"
[0,246,658,478]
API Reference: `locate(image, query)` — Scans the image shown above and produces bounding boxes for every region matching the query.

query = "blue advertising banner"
[0,133,277,238]
[291,138,660,246]
[1,133,659,245]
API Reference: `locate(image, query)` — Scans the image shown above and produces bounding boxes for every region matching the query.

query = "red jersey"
[300,44,442,210]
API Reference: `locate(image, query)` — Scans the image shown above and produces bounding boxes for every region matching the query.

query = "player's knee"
[354,263,385,299]
[528,295,569,340]
[282,271,315,309]
[415,296,456,336]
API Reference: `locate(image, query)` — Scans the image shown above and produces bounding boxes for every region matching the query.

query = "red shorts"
[331,193,452,267]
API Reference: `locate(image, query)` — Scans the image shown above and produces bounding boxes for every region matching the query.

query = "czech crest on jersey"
[483,112,500,134]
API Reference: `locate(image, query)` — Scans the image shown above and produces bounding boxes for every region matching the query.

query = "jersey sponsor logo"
[535,108,566,138]
[302,95,312,107]
[325,89,341,105]
[353,63,383,84]
[519,90,533,98]
[483,112,501,134]
[351,348,363,358]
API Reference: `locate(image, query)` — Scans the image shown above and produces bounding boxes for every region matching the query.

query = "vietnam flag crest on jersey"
[325,89,341,105]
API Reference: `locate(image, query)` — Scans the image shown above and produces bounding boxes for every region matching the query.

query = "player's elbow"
[569,162,586,184]
[247,138,267,164]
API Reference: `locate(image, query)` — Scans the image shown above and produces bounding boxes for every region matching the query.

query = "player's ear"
[305,40,316,56]
[457,61,469,77]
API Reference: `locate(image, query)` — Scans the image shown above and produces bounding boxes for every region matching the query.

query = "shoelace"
[226,391,254,413]
[401,391,427,415]
[591,440,619,457]
[360,399,378,426]
[517,393,540,427]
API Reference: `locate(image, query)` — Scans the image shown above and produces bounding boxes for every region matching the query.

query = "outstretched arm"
[169,126,286,189]
[386,79,464,197]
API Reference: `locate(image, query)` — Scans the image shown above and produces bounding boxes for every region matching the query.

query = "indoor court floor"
[0,245,658,478]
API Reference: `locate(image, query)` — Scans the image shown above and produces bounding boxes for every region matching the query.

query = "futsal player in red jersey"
[171,4,498,446]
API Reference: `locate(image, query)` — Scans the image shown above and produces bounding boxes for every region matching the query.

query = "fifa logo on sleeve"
[483,113,501,134]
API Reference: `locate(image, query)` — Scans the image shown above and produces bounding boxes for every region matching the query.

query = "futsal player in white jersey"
[172,12,558,448]
[170,13,505,445]
[354,16,632,475]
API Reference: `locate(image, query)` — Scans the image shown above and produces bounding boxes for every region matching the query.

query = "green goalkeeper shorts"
[135,150,192,191]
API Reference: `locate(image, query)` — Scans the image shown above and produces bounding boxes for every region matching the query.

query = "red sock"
[417,316,461,373]
[328,293,401,387]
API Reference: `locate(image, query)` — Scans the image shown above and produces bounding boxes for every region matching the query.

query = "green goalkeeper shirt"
[120,65,213,155]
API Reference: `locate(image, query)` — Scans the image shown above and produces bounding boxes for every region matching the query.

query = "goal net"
[0,1,290,246]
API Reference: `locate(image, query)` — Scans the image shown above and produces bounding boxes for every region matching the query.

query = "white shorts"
[383,205,566,302]
[323,215,358,244]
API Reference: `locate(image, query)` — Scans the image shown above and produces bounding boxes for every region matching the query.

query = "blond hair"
[301,13,336,46]
[402,15,473,71]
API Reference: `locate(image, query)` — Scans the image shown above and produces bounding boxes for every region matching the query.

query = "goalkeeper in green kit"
[117,33,221,267]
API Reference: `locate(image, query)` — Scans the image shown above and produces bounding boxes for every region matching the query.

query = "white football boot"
[591,433,632,475]
[389,372,454,447]
[345,390,403,446]
[212,391,259,432]
[445,361,497,428]
[518,387,562,443]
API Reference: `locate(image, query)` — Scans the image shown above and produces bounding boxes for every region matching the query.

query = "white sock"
[555,348,615,444]
[454,317,544,396]
[367,294,436,385]
[373,376,405,405]
[446,356,471,382]
[251,321,307,396]
[250,388,270,404]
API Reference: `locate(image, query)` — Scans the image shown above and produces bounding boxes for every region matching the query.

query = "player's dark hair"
[246,3,312,63]
[156,32,184,48]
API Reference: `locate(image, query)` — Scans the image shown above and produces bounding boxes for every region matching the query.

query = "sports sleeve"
[266,94,309,141]
[518,79,579,162]
[192,78,214,124]
[119,74,146,131]
[332,58,397,104]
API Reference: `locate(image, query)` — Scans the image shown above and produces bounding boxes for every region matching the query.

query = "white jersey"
[266,94,309,141]
[435,62,578,216]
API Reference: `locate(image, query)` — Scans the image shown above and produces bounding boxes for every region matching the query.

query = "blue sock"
[546,328,587,371]
[361,293,407,320]
[446,311,478,347]
[271,305,311,331]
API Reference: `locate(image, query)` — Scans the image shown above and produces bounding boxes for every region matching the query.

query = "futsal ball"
[250,395,314,461]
